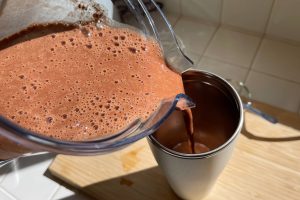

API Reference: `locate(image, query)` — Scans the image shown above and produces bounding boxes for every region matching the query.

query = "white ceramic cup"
[148,70,244,200]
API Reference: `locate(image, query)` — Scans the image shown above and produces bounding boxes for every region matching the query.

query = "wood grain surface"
[48,101,300,200]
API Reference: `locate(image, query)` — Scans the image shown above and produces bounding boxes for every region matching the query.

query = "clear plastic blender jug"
[0,0,194,162]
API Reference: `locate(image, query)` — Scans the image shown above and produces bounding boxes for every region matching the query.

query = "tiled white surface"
[245,71,300,112]
[198,56,248,82]
[181,0,222,23]
[162,0,300,44]
[0,154,91,200]
[51,186,91,200]
[222,0,274,34]
[267,0,300,42]
[253,39,300,83]
[0,154,59,200]
[0,188,16,200]
[174,17,217,55]
[204,27,261,68]
[159,0,181,14]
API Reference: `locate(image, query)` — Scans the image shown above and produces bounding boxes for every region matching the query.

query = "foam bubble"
[46,117,53,123]
[86,44,93,49]
[128,47,137,54]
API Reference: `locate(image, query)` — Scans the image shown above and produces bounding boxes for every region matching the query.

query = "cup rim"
[148,69,244,159]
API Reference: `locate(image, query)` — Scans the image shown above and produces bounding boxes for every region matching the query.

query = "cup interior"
[149,70,243,157]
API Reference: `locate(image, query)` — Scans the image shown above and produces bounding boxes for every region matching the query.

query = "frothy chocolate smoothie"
[0,24,184,141]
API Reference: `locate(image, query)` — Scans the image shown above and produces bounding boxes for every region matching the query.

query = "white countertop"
[0,154,91,200]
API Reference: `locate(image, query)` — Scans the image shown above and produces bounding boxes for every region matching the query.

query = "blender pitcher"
[0,0,195,163]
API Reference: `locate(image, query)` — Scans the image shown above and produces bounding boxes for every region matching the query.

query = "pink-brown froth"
[0,24,184,141]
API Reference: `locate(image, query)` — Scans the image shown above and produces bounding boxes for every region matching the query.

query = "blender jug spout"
[134,93,195,134]
[174,93,195,110]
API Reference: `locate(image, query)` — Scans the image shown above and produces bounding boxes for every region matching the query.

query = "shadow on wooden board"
[46,166,181,200]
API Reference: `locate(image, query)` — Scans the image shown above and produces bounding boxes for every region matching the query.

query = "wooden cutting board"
[48,101,300,200]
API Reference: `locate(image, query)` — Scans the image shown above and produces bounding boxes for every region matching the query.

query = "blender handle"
[138,0,277,124]
[135,0,194,72]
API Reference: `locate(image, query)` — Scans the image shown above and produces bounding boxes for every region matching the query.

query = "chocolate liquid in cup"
[0,23,184,141]
[172,109,210,154]
[170,77,239,154]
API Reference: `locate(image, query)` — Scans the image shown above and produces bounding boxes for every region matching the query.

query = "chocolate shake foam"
[0,24,184,141]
